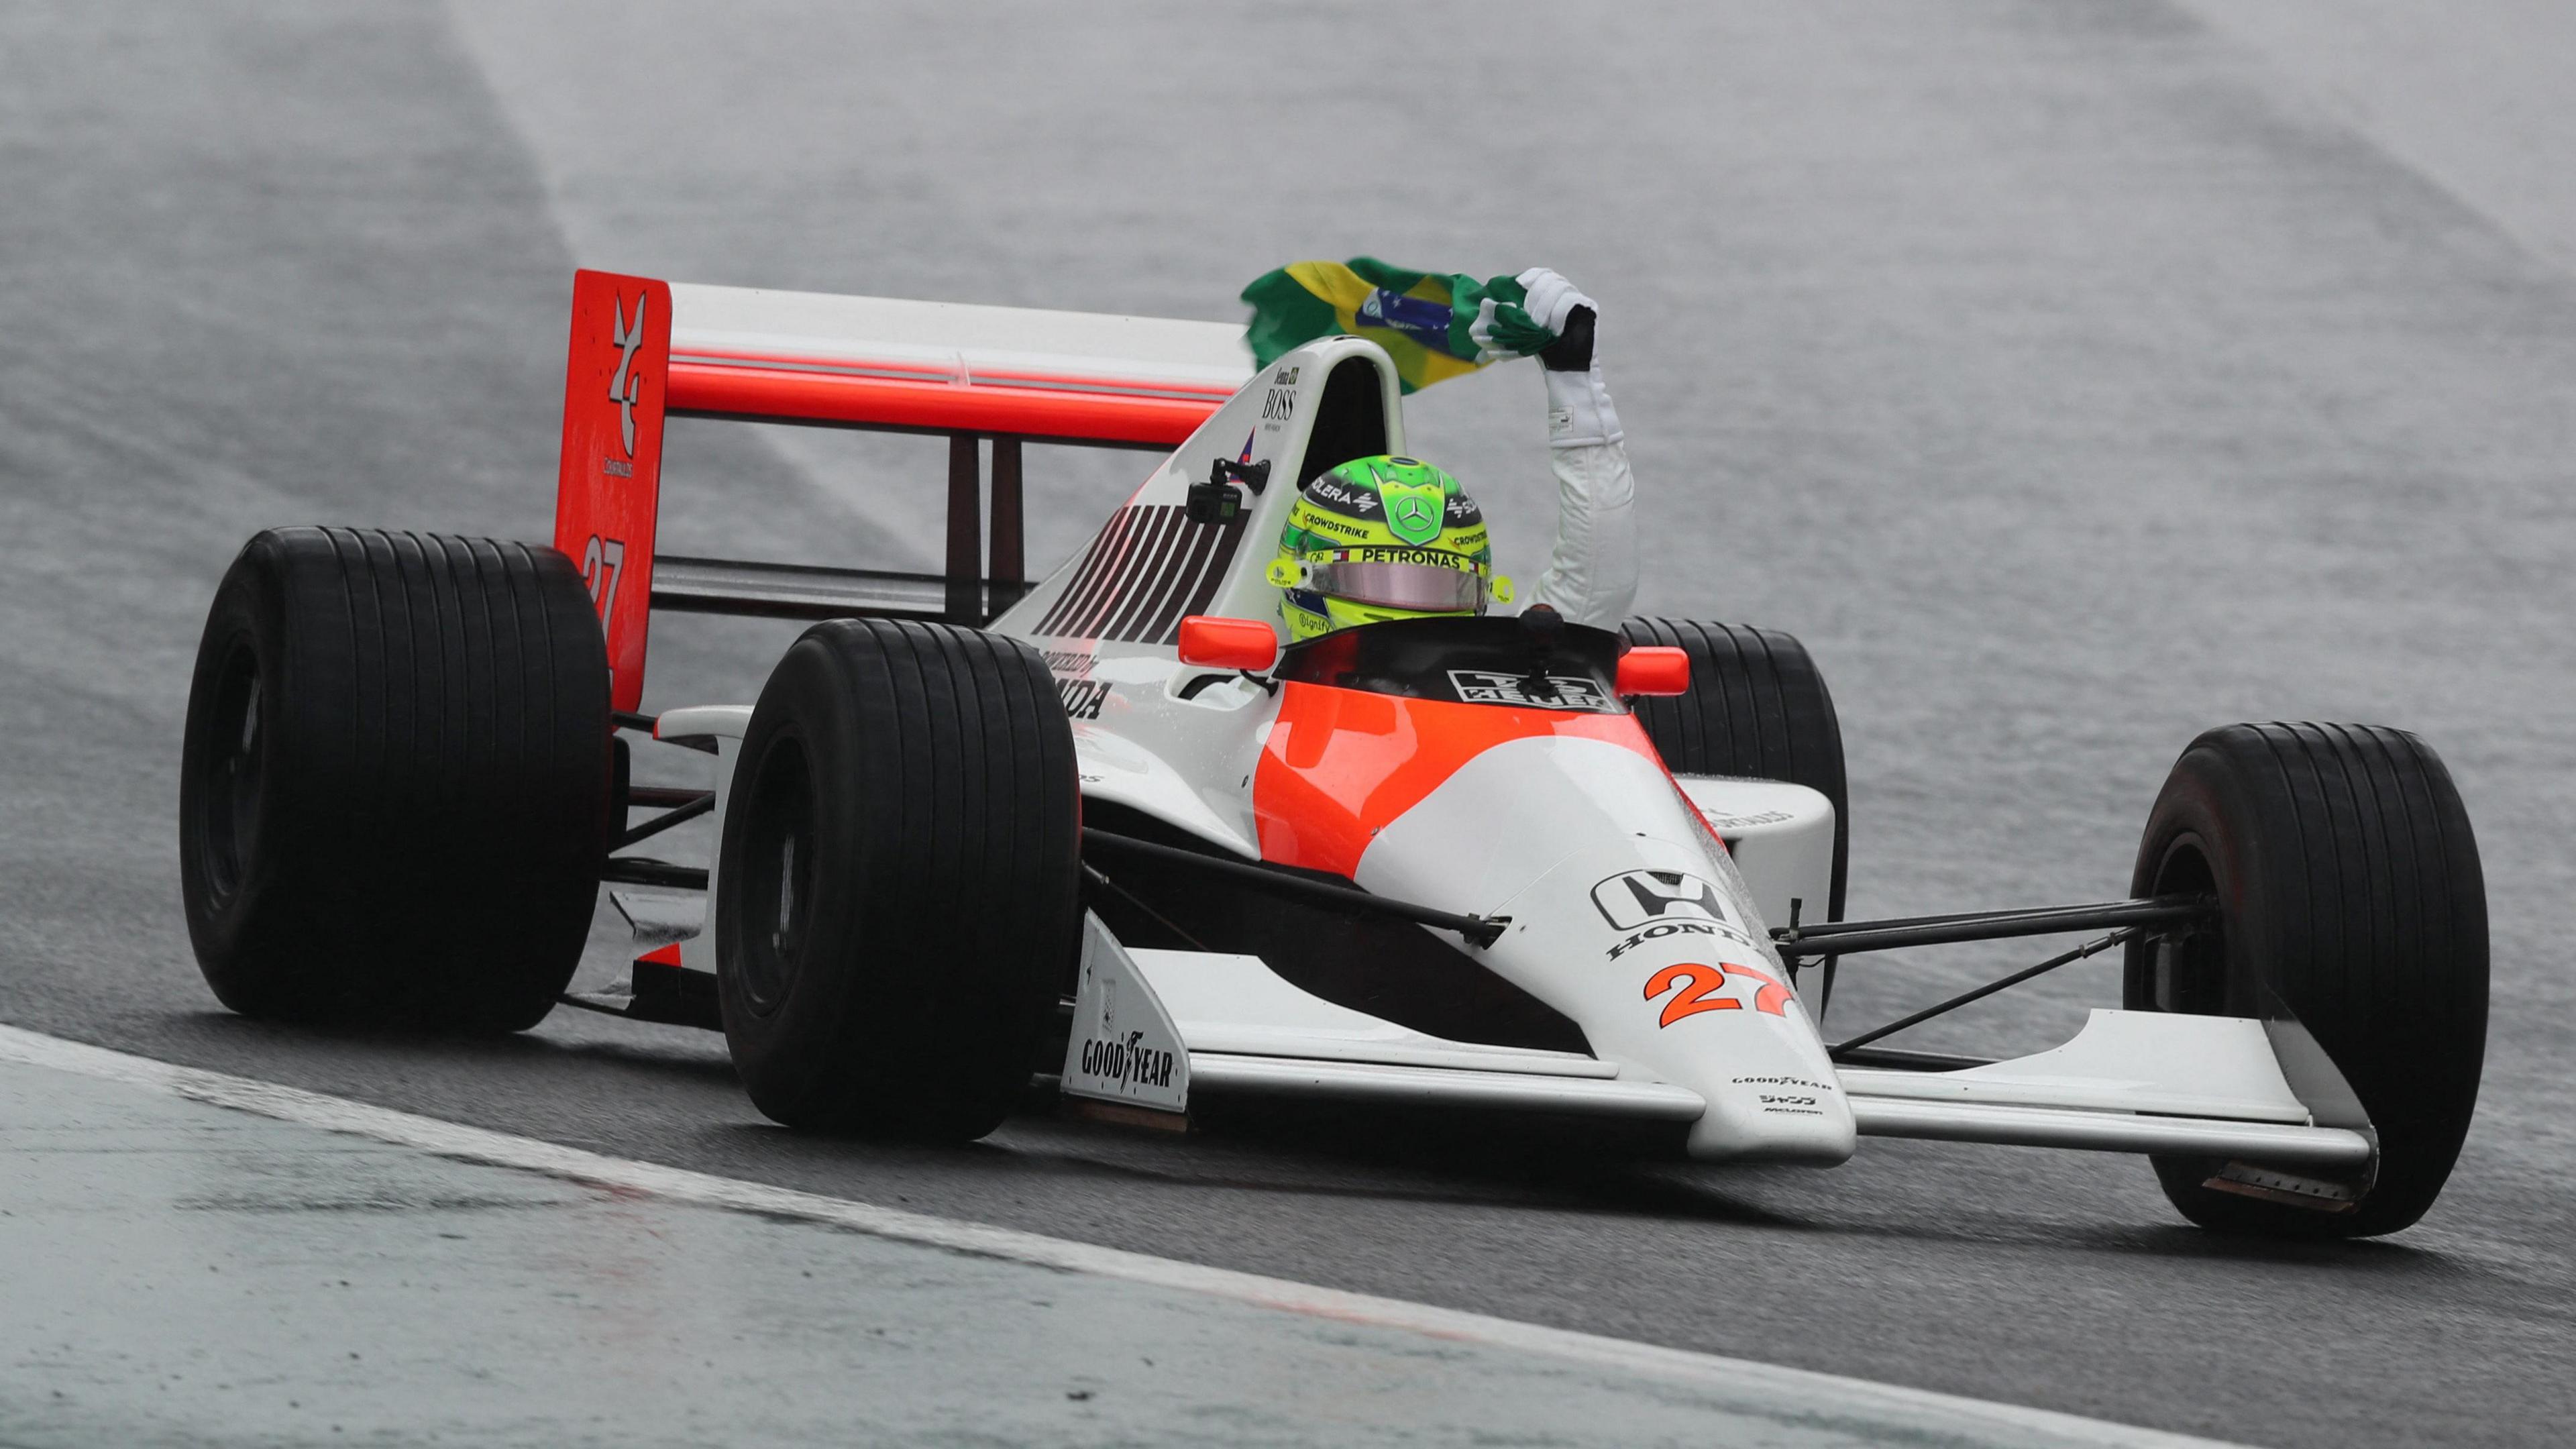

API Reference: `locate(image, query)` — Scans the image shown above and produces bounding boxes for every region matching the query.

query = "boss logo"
[1592,869,1731,931]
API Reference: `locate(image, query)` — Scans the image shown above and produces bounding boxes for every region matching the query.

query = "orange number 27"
[1644,962,1791,1027]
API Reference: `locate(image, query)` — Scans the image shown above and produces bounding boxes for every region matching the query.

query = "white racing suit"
[1527,354,1638,629]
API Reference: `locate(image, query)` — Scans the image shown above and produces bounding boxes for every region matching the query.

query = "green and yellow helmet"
[1267,455,1513,641]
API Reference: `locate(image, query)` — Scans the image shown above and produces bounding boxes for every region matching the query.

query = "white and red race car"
[179,270,2488,1239]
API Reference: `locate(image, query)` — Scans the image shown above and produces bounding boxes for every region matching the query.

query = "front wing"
[1060,914,2373,1173]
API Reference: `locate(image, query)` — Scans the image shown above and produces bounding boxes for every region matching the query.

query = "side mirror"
[1615,646,1690,698]
[1176,615,1280,672]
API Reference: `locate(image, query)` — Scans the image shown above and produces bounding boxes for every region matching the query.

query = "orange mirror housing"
[1615,645,1690,698]
[1176,615,1280,672]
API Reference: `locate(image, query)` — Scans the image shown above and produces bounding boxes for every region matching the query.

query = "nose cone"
[1358,734,1856,1165]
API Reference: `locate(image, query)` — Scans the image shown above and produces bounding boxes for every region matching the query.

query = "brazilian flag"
[1240,258,1556,394]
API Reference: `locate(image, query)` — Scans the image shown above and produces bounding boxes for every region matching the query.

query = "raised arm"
[1510,269,1638,627]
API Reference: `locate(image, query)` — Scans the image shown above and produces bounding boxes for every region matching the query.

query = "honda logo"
[1591,869,1731,930]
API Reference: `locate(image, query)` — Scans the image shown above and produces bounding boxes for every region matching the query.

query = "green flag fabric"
[1240,259,1557,394]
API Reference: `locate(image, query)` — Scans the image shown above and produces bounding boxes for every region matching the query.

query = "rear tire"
[178,527,611,1030]
[2125,722,2487,1238]
[716,619,1080,1139]
[1619,619,1849,920]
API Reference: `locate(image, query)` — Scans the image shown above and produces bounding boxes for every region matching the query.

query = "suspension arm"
[1775,896,2211,960]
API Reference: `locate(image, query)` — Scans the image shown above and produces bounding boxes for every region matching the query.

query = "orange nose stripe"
[1252,681,1661,879]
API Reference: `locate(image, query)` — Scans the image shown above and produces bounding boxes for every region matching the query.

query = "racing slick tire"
[716,619,1080,1140]
[1619,619,1849,920]
[179,527,611,1031]
[2126,722,2487,1238]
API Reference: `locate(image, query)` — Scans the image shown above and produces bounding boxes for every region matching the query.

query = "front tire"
[178,527,610,1030]
[2126,722,2487,1237]
[716,619,1079,1139]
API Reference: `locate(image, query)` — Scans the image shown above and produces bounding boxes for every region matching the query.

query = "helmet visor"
[1301,558,1487,613]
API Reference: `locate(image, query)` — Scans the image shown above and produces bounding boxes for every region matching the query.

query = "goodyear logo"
[1079,1030,1175,1091]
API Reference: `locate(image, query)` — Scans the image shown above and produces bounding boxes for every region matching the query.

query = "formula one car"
[179,270,2487,1239]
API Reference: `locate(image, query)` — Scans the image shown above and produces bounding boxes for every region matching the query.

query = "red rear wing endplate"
[553,269,1246,713]
[555,271,673,714]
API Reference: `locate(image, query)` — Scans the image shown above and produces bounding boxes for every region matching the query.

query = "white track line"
[0,1023,2237,1449]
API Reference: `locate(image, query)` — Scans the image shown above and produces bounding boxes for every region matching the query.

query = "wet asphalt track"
[5,3,2573,1445]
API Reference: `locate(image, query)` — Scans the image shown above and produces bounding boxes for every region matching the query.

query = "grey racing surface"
[4,3,2570,1446]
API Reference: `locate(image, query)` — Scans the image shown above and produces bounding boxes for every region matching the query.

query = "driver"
[1267,453,1505,639]
[1268,268,1636,636]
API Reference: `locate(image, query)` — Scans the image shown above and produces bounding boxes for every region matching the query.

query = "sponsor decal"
[1592,869,1731,930]
[1077,1030,1177,1091]
[1386,490,1440,543]
[1238,430,1257,464]
[1644,961,1791,1026]
[1448,669,1615,712]
[1299,515,1372,539]
[1044,646,1102,716]
[1355,288,1453,345]
[1262,387,1296,422]
[1735,1074,1835,1112]
[1301,476,1385,517]
[1330,544,1477,570]
[1273,365,1299,385]
[1732,1075,1836,1093]
[1606,918,1761,961]
[608,291,649,457]
[1703,809,1793,830]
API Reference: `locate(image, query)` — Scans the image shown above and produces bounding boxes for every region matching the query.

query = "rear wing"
[553,268,1251,711]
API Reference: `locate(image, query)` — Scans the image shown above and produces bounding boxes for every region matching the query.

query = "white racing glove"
[1514,268,1636,625]
[1517,266,1623,448]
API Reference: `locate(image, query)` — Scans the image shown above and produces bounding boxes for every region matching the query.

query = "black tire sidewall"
[718,635,883,1122]
[2127,748,2291,1228]
[180,541,305,1016]
[717,621,1078,1139]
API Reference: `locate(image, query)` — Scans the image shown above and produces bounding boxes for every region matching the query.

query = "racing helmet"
[1267,455,1511,641]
